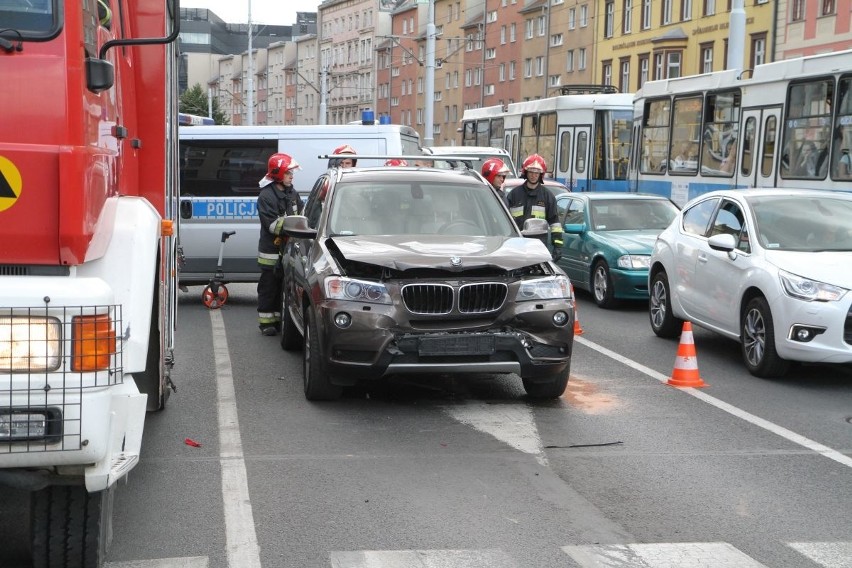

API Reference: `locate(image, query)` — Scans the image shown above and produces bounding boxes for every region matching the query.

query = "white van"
[178,123,421,285]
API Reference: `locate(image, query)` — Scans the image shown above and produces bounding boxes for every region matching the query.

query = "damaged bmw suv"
[279,163,575,400]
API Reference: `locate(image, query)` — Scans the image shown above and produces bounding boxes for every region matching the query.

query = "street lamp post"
[424,0,435,147]
[246,0,254,125]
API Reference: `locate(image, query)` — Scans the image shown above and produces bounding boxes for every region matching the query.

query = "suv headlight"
[325,276,392,304]
[779,270,847,302]
[516,276,573,301]
[617,254,651,269]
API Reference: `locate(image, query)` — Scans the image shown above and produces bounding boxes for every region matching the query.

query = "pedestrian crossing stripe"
[0,154,23,212]
[327,542,852,567]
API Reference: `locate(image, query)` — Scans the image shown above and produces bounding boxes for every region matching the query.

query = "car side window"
[563,199,585,225]
[709,199,750,253]
[681,198,719,236]
[557,197,568,219]
[303,176,329,230]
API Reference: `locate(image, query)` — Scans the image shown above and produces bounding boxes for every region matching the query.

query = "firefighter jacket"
[506,181,563,246]
[257,183,303,267]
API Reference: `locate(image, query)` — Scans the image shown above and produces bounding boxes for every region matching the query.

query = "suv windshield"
[327,181,517,237]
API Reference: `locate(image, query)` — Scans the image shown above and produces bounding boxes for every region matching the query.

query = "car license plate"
[418,335,495,356]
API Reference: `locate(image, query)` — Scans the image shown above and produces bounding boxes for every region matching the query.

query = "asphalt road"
[2,283,850,567]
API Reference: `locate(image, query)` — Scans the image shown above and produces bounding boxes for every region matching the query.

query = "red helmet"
[522,154,547,176]
[481,158,511,186]
[384,158,409,166]
[259,153,300,187]
[332,144,357,166]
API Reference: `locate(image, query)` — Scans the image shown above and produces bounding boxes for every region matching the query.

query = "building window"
[580,4,588,26]
[509,61,516,79]
[524,58,533,77]
[605,1,615,38]
[642,0,652,29]
[602,61,613,85]
[639,54,649,88]
[751,34,767,67]
[620,59,630,92]
[485,84,495,96]
[701,43,713,73]
[682,0,692,20]
[501,25,506,44]
[537,15,546,35]
[822,0,835,15]
[499,63,506,81]
[579,48,587,69]
[704,0,715,16]
[510,23,516,41]
[549,75,562,87]
[487,10,497,22]
[525,18,534,39]
[551,33,563,46]
[624,0,633,33]
[486,48,496,59]
[667,51,681,78]
[654,53,664,79]
[662,0,672,24]
[536,56,545,76]
[569,7,576,29]
[567,50,575,71]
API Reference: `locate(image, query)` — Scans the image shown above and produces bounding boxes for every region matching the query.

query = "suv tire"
[522,367,570,399]
[280,291,301,351]
[303,305,342,401]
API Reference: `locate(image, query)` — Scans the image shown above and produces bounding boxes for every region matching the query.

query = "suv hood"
[329,235,551,271]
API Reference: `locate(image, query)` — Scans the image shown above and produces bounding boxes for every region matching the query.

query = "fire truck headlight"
[0,316,62,372]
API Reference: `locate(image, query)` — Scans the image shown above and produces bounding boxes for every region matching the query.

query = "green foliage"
[179,83,229,125]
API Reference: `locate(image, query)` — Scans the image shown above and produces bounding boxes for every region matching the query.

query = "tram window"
[576,131,588,173]
[521,115,538,160]
[463,122,476,145]
[741,117,756,177]
[539,113,557,175]
[701,91,740,177]
[781,79,832,179]
[640,99,671,174]
[490,118,505,147]
[477,120,490,146]
[761,116,776,177]
[831,77,852,180]
[559,131,572,173]
[669,97,702,174]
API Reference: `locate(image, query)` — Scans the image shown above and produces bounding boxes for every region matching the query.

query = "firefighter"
[256,153,303,335]
[384,158,408,166]
[481,157,511,191]
[331,144,357,168]
[505,154,563,261]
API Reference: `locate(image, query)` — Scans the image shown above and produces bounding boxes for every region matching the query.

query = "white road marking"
[575,335,852,470]
[211,309,262,568]
[788,542,852,568]
[105,558,208,568]
[442,402,547,465]
[563,542,769,567]
[330,549,518,567]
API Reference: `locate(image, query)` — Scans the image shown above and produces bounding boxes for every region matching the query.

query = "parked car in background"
[425,146,518,178]
[554,193,679,308]
[279,164,576,400]
[649,188,852,377]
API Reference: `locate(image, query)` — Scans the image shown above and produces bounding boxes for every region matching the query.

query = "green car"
[556,193,679,308]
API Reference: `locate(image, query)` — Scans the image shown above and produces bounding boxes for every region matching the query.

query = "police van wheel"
[32,485,114,568]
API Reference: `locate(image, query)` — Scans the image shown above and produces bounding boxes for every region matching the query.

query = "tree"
[179,83,229,125]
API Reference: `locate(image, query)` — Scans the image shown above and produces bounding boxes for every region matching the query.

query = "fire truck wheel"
[31,484,114,568]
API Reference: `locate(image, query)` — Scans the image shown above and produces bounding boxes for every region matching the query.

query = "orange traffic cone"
[572,285,584,335]
[668,322,707,388]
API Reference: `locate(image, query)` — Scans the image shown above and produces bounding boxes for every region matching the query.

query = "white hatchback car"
[648,188,852,377]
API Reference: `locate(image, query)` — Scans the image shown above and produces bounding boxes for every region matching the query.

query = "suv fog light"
[334,312,352,328]
[552,311,568,326]
[790,325,825,343]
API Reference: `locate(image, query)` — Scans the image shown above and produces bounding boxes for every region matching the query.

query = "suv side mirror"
[282,215,318,239]
[521,218,549,237]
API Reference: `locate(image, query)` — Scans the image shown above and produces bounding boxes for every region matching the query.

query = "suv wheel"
[741,297,790,378]
[303,305,342,401]
[280,290,301,351]
[649,271,682,338]
[522,367,570,399]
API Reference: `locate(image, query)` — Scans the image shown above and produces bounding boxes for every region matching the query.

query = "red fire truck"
[0,1,179,564]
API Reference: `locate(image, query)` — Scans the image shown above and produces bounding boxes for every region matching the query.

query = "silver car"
[648,188,852,377]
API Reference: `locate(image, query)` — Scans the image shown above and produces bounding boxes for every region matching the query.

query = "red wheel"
[202,285,228,309]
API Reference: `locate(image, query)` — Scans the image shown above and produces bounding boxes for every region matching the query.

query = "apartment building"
[774,0,852,59]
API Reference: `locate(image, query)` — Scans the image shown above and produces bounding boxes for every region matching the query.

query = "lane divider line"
[211,310,263,568]
[574,335,852,470]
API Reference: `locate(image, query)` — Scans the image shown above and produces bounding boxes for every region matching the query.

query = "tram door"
[556,125,592,191]
[739,106,782,188]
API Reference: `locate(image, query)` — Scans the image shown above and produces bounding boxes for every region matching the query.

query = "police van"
[178,122,421,285]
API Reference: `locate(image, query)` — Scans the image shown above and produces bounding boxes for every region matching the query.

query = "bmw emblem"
[450,256,462,267]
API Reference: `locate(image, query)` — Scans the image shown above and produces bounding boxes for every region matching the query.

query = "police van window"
[180,139,277,197]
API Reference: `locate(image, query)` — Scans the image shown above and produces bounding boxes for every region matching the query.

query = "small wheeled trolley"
[201,230,236,309]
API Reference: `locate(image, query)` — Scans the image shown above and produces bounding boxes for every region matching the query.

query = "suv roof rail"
[559,84,620,95]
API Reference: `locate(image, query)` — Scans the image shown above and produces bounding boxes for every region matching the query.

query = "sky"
[181,1,322,26]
